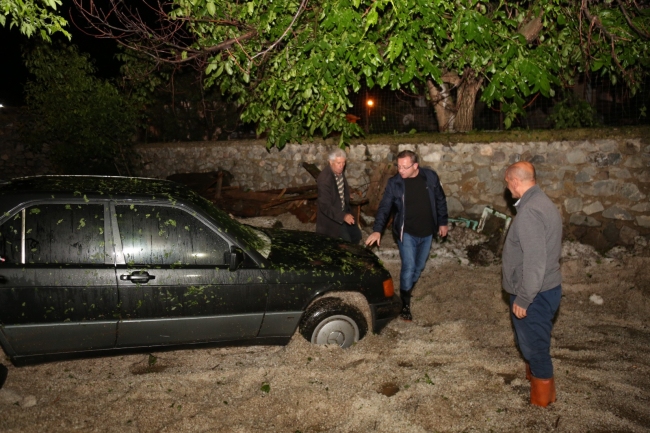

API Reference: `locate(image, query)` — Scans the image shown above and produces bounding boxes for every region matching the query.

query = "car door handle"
[0,275,6,284]
[120,272,156,283]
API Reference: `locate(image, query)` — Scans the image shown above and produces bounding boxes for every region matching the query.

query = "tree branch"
[517,14,544,44]
[619,2,650,40]
[440,71,461,86]
[581,3,638,84]
[581,5,625,42]
[251,0,308,60]
[71,0,257,67]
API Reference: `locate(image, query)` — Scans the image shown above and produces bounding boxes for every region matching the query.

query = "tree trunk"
[427,78,456,132]
[454,76,483,132]
[427,72,482,133]
[425,14,542,134]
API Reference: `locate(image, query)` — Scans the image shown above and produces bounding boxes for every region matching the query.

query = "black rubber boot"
[400,290,412,321]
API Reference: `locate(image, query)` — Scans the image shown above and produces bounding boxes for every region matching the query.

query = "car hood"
[261,228,387,276]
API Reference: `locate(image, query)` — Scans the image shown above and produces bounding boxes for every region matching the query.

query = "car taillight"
[383,278,394,297]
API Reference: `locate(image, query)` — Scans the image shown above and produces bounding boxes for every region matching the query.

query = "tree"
[116,49,246,142]
[1,0,70,41]
[72,0,650,146]
[23,42,138,174]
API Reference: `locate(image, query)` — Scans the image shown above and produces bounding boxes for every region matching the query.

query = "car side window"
[116,205,228,266]
[0,212,23,263]
[22,204,106,264]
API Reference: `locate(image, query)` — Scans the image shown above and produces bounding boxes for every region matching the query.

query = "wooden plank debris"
[169,163,370,224]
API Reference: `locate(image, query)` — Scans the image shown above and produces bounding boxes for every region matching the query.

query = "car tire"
[299,298,367,348]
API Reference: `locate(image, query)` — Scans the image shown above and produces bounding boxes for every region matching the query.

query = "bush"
[23,42,138,175]
[549,93,600,129]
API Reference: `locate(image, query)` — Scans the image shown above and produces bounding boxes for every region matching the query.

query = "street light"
[365,98,374,134]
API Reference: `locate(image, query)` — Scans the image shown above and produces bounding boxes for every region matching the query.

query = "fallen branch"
[260,193,318,209]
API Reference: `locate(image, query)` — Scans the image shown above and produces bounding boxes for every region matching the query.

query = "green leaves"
[119,0,650,141]
[365,9,378,29]
[550,92,600,129]
[206,1,216,15]
[1,0,70,42]
[385,37,404,63]
[23,42,138,174]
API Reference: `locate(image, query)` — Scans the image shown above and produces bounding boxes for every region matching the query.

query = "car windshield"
[191,195,272,258]
[245,226,272,258]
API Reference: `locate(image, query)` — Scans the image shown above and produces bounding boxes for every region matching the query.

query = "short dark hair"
[397,150,418,164]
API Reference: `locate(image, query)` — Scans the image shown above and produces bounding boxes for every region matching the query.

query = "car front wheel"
[299,298,367,348]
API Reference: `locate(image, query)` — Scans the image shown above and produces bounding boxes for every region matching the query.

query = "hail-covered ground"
[2,213,649,432]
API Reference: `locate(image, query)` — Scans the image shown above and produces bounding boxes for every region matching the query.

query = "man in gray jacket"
[502,161,562,408]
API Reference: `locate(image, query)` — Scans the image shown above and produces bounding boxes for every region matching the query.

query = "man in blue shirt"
[365,150,448,321]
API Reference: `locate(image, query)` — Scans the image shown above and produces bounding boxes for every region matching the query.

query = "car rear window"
[0,204,107,265]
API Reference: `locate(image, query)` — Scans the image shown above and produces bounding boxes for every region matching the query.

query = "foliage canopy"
[70,0,650,146]
[1,0,70,41]
[23,42,138,175]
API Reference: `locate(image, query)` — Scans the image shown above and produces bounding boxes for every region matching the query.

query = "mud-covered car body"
[0,176,399,364]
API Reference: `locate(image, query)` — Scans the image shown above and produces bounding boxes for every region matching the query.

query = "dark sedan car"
[0,176,400,365]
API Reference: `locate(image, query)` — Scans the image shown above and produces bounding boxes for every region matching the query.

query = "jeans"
[397,233,433,293]
[510,285,562,379]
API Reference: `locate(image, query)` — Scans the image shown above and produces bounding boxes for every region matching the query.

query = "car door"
[0,201,118,357]
[111,201,268,348]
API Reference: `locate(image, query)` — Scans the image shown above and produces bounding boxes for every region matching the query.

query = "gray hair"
[328,148,347,160]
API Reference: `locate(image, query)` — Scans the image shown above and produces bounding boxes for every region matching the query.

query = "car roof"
[0,175,192,201]
[0,175,268,259]
[0,175,210,224]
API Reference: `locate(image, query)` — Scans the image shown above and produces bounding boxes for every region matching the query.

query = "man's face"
[397,157,418,179]
[329,157,346,175]
[505,174,520,198]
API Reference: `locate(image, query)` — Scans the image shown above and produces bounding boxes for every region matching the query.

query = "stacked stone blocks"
[135,137,649,247]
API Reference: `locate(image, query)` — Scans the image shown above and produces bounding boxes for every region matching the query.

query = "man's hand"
[439,225,448,237]
[343,214,355,225]
[365,232,381,247]
[512,303,527,319]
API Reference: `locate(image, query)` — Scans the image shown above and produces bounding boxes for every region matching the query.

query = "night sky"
[1,25,29,107]
[1,1,120,107]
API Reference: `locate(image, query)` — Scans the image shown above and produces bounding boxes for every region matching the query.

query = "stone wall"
[3,116,648,250]
[135,132,650,250]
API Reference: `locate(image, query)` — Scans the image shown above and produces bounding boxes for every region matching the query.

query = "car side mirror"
[226,246,244,271]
